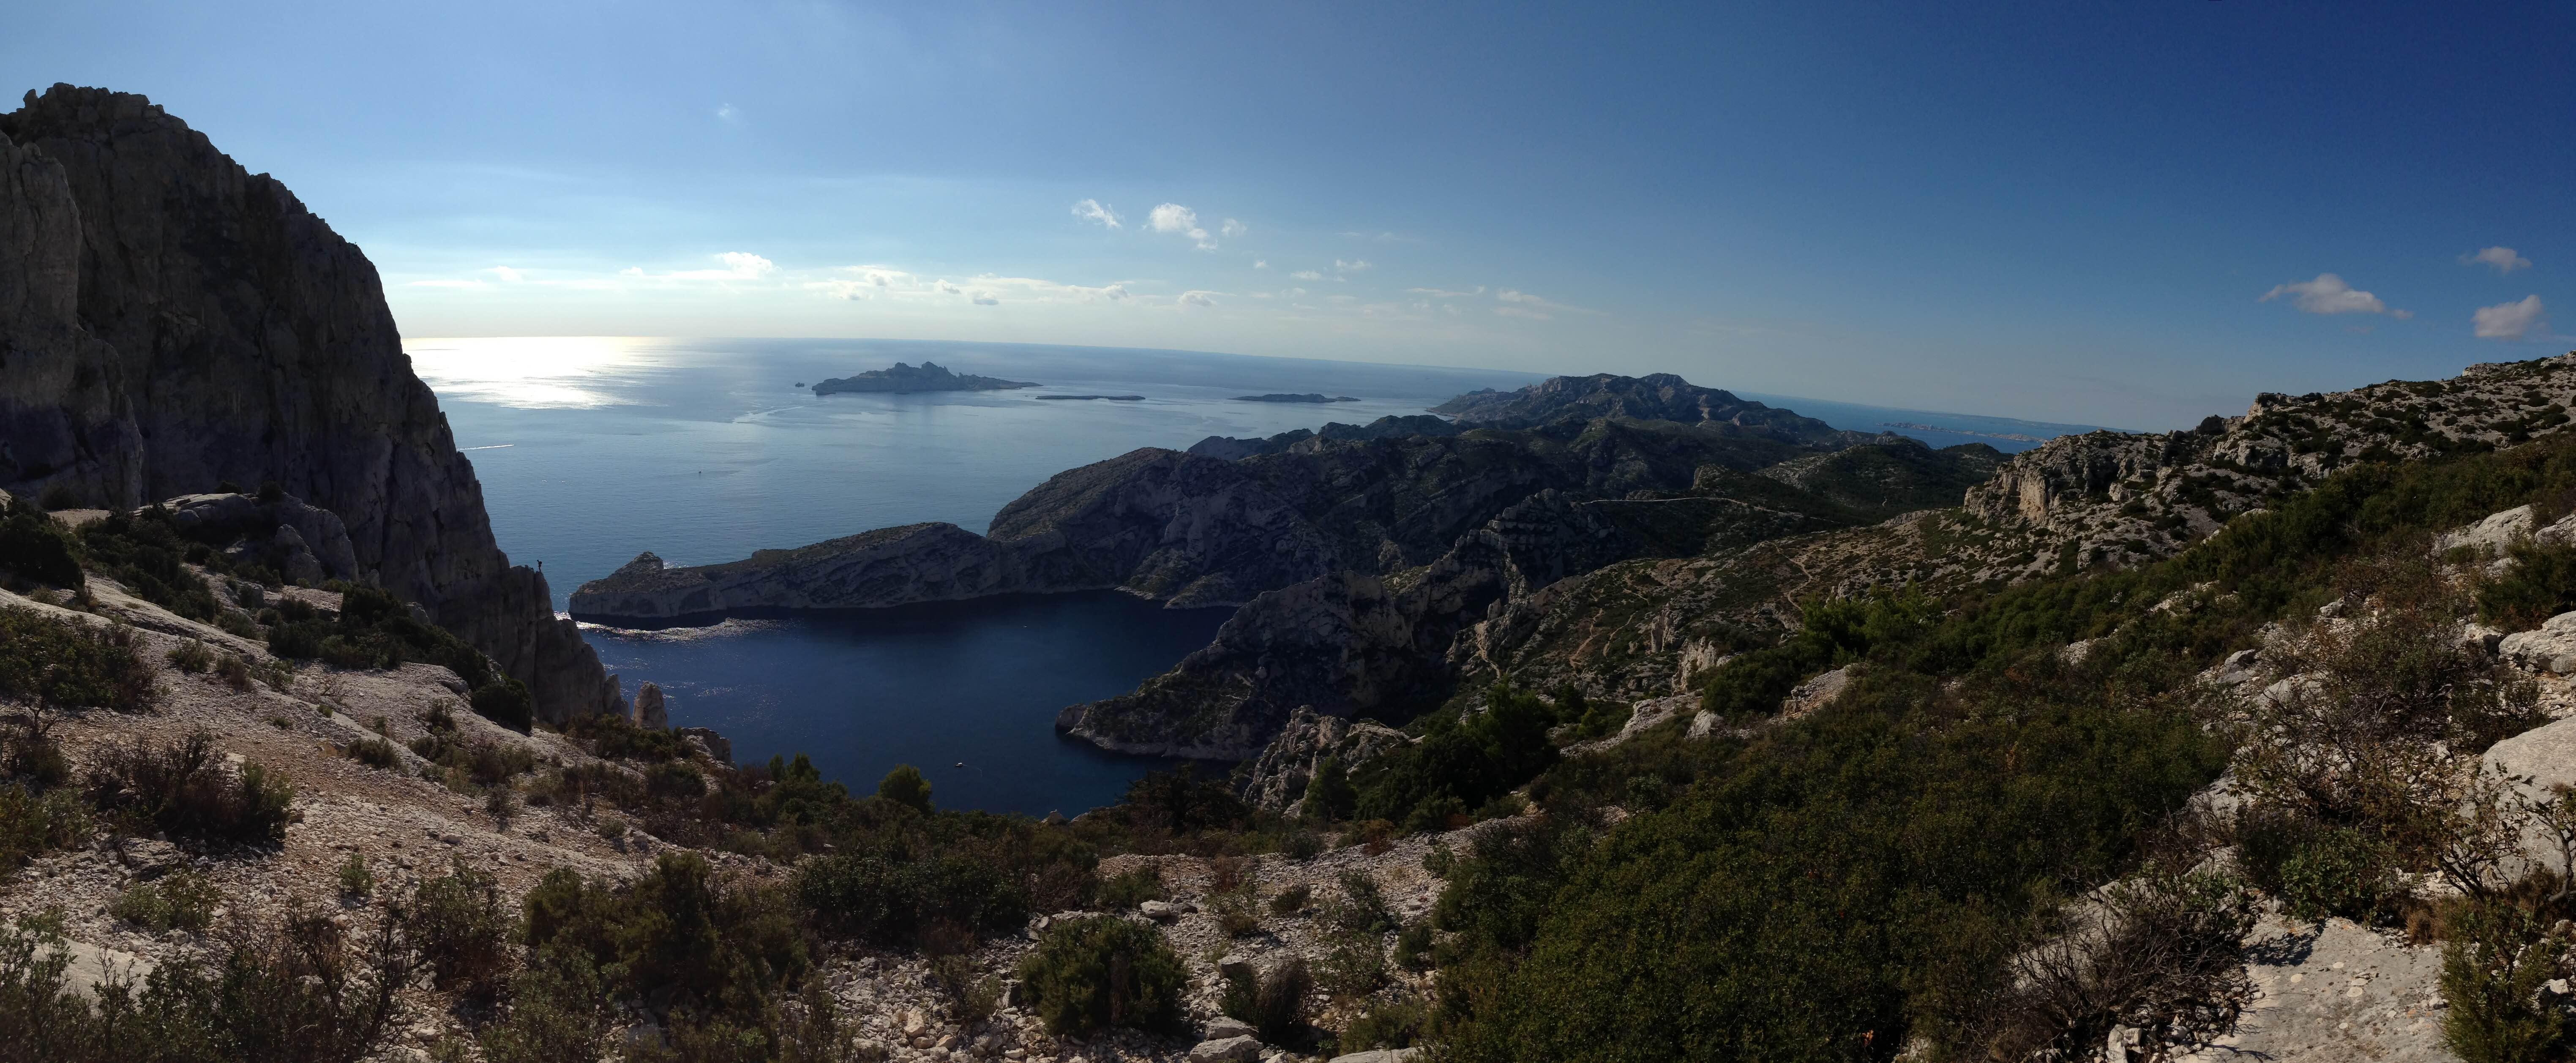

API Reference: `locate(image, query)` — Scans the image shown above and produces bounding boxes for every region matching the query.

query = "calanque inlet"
[8,83,2576,1063]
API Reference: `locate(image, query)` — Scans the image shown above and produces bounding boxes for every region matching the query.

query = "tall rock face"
[0,85,617,724]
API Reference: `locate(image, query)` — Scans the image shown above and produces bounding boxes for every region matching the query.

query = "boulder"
[676,727,730,765]
[1204,1017,1256,1041]
[2437,505,2538,558]
[1188,1036,1262,1063]
[1779,666,1853,717]
[1139,900,1180,922]
[1216,954,1258,984]
[51,940,156,1001]
[2500,612,2576,675]
[1326,1050,1422,1063]
[633,682,669,730]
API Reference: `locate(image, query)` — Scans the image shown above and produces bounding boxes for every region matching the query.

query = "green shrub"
[1394,920,1434,971]
[1317,923,1389,1000]
[479,946,619,1063]
[85,730,295,845]
[1333,871,1396,935]
[470,679,534,730]
[1220,955,1314,1044]
[930,954,1003,1025]
[1016,915,1187,1036]
[793,851,1028,947]
[2480,539,2576,631]
[1097,866,1162,910]
[1271,883,1313,916]
[521,853,808,1023]
[0,783,86,881]
[110,869,221,932]
[405,861,515,994]
[1340,992,1428,1051]
[878,764,933,813]
[0,608,157,711]
[1301,756,1356,822]
[346,736,400,771]
[77,508,224,621]
[2442,902,2571,1063]
[337,853,374,900]
[0,505,84,588]
[1351,687,1560,832]
[2279,827,2405,924]
[166,640,216,673]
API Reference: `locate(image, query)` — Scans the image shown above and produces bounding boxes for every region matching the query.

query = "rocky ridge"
[1457,354,2576,701]
[0,84,616,724]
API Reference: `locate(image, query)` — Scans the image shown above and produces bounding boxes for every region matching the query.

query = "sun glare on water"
[404,336,671,409]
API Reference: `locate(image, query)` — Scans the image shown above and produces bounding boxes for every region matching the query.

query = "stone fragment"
[1189,1036,1262,1063]
[1205,1016,1256,1041]
[1140,900,1180,922]
[2501,611,2576,675]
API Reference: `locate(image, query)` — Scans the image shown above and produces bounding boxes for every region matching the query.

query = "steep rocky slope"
[0,85,615,723]
[573,414,1908,623]
[1056,436,2001,758]
[1460,354,2576,700]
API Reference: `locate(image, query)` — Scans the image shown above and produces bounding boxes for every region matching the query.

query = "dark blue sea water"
[411,337,2096,813]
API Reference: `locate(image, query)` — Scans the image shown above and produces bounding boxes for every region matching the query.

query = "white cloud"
[2259,273,2401,316]
[663,252,779,281]
[1406,286,1484,298]
[2462,246,2532,274]
[1253,260,1269,270]
[1338,230,1418,243]
[1150,203,1217,249]
[490,266,524,283]
[1334,259,1372,272]
[1290,270,1323,281]
[715,104,738,122]
[2475,295,2548,340]
[1072,199,1122,229]
[972,292,1000,306]
[936,280,962,295]
[1102,284,1130,301]
[619,267,645,277]
[1179,290,1216,308]
[1284,287,1307,297]
[1494,289,1596,317]
[1220,218,1247,238]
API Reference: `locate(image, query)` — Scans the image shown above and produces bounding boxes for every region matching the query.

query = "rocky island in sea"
[811,360,1036,395]
[1233,392,1359,403]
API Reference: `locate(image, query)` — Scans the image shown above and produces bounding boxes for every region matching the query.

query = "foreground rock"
[0,84,616,723]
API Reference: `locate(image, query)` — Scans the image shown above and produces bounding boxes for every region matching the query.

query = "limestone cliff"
[0,84,617,723]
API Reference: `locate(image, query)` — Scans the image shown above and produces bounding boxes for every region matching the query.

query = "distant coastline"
[1035,394,1146,401]
[1879,420,2046,444]
[1234,392,1359,403]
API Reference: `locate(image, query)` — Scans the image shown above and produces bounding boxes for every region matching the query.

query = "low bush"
[1340,992,1428,1052]
[793,851,1028,947]
[336,853,373,900]
[1097,866,1162,910]
[346,736,400,771]
[85,730,295,845]
[2279,826,2407,924]
[1016,915,1187,1036]
[166,640,216,673]
[930,954,1003,1025]
[2441,901,2572,1063]
[478,945,619,1063]
[1271,883,1313,916]
[109,869,222,932]
[0,504,85,588]
[2480,539,2576,631]
[521,853,808,1022]
[1350,687,1561,833]
[563,711,685,763]
[404,861,515,995]
[0,784,86,881]
[1332,871,1397,935]
[0,609,157,712]
[1220,956,1314,1045]
[879,765,933,813]
[76,507,225,621]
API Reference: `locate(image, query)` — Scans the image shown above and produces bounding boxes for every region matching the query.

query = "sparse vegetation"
[0,608,157,712]
[1016,915,1187,1036]
[109,869,222,932]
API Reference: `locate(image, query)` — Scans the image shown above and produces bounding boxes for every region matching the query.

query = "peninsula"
[811,361,1036,395]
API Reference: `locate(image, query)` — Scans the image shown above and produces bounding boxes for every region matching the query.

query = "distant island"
[1034,394,1146,401]
[1234,393,1359,403]
[1880,421,2047,444]
[812,361,1037,395]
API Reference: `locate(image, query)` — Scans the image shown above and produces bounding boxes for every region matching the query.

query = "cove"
[579,590,1236,817]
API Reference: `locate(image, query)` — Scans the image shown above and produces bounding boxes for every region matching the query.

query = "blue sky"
[11,1,2571,428]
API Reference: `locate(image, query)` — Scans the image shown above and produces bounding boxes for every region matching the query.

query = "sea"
[408,337,2100,815]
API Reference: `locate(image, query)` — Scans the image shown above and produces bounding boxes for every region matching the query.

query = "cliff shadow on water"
[579,589,1239,815]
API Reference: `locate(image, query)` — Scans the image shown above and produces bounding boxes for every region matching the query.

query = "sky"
[9,1,2572,430]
